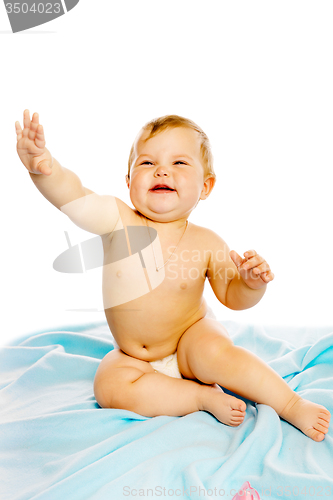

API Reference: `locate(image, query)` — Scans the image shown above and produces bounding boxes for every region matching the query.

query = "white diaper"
[150,352,182,379]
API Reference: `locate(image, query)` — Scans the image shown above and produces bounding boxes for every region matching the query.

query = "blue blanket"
[0,321,332,500]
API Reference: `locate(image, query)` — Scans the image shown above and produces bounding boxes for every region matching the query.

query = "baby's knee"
[208,337,234,363]
[94,348,156,409]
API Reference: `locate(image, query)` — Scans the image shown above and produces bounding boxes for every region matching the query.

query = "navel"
[180,282,187,290]
[116,270,122,277]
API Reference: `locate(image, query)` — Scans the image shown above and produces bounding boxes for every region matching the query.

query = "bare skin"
[16,110,331,441]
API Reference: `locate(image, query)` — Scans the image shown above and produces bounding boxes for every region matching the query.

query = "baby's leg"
[177,318,331,442]
[94,348,246,426]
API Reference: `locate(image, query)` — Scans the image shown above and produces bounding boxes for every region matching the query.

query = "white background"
[1,1,333,346]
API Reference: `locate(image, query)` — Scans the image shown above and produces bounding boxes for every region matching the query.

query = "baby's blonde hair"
[127,115,216,181]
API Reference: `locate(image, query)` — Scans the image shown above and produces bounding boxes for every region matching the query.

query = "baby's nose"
[154,166,169,176]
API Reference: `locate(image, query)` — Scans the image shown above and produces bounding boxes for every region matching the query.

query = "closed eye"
[140,161,187,165]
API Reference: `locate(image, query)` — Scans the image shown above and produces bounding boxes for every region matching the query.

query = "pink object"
[232,482,261,500]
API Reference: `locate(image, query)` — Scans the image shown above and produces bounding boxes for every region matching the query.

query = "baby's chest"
[160,248,209,287]
[101,228,209,308]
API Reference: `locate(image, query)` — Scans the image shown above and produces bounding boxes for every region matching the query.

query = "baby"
[16,109,331,441]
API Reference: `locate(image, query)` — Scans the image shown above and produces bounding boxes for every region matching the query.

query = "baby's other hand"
[230,249,274,289]
[15,109,53,175]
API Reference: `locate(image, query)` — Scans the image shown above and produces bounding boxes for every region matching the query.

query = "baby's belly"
[104,295,208,362]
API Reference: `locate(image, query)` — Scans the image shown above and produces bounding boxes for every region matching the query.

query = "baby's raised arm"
[15,110,120,235]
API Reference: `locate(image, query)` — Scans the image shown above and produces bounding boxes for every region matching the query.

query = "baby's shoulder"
[189,222,229,248]
[189,223,232,269]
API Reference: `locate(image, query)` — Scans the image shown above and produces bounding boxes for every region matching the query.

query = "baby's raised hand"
[15,110,53,175]
[230,249,274,289]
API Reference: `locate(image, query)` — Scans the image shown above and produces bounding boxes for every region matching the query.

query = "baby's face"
[126,127,215,222]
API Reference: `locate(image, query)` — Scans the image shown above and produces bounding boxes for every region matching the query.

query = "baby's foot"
[199,384,247,426]
[280,394,331,441]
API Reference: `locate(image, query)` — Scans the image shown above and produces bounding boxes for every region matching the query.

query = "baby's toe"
[318,416,330,428]
[229,418,244,427]
[231,416,245,423]
[230,410,245,422]
[239,401,247,412]
[319,409,331,423]
[307,429,325,442]
[230,398,246,412]
[304,420,329,441]
[314,422,329,434]
[231,409,246,416]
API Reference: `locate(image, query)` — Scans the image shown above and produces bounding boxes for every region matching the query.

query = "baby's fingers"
[15,121,23,141]
[28,112,39,141]
[29,112,45,149]
[261,271,274,283]
[229,250,244,269]
[252,261,270,275]
[16,110,45,150]
[34,123,46,149]
[22,109,31,137]
[36,159,52,176]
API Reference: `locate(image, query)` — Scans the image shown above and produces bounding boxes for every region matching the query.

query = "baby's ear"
[200,176,216,200]
[125,175,130,188]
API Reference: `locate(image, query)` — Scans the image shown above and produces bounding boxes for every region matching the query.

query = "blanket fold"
[0,321,332,500]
